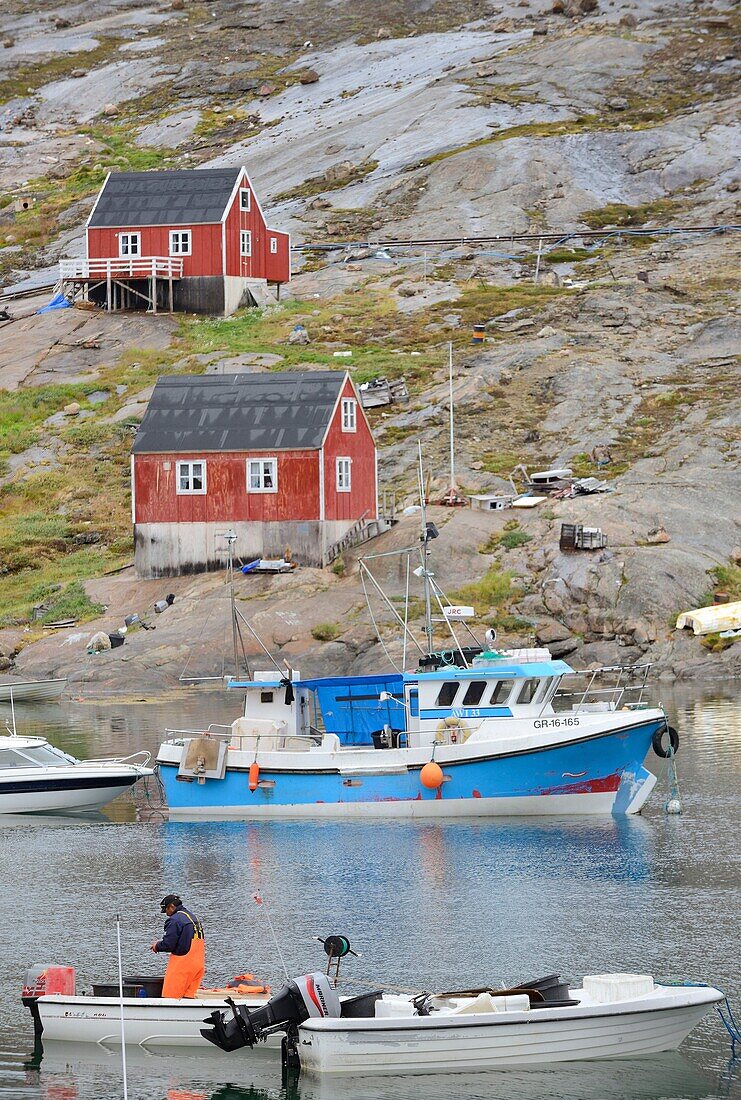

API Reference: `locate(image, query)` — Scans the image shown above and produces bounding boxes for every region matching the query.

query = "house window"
[240,230,252,257]
[169,230,191,256]
[341,398,357,432]
[176,460,206,494]
[269,237,278,254]
[247,458,277,492]
[119,233,140,258]
[239,188,251,212]
[336,457,351,492]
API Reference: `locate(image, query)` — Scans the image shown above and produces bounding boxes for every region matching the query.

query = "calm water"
[0,684,739,1100]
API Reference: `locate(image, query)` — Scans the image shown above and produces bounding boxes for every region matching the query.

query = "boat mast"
[448,340,456,501]
[417,443,434,653]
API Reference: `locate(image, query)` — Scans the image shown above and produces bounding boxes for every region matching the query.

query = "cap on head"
[160,893,182,913]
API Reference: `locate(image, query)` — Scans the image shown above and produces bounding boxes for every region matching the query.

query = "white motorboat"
[203,963,724,1078]
[22,967,272,1048]
[0,734,153,814]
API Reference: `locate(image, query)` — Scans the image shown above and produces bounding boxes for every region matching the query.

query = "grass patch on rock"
[311,622,341,641]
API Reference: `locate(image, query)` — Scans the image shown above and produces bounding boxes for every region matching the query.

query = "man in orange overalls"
[151,894,206,998]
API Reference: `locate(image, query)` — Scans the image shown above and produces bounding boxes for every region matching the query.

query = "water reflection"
[34,1041,723,1100]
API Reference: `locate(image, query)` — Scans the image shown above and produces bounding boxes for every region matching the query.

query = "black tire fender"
[652,723,679,758]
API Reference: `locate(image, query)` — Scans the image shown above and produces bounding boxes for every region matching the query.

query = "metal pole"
[115,914,129,1100]
[225,531,240,677]
[418,442,434,654]
[534,237,543,285]
[9,686,17,736]
[448,341,455,499]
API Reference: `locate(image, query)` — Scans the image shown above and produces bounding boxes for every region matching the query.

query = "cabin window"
[462,681,487,706]
[517,678,541,704]
[269,237,278,254]
[534,677,553,703]
[336,457,352,492]
[247,458,278,493]
[435,681,460,707]
[119,232,140,258]
[341,398,357,432]
[176,460,206,494]
[239,188,251,212]
[169,230,191,256]
[240,230,252,257]
[0,748,40,769]
[488,681,512,705]
[260,691,274,703]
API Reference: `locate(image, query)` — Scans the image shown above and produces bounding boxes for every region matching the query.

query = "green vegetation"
[448,563,515,615]
[311,622,341,641]
[700,632,736,654]
[36,580,104,624]
[0,38,124,104]
[275,160,379,203]
[580,199,684,230]
[480,521,533,553]
[707,564,741,604]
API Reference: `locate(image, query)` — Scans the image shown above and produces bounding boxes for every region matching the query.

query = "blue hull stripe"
[420,707,512,719]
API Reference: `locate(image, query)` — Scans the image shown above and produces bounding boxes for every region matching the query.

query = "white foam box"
[583,974,654,1004]
[375,996,416,1018]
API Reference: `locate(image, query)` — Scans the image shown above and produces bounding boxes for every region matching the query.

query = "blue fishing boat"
[157,651,675,818]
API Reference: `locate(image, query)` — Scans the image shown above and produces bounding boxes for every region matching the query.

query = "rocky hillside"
[0,0,739,691]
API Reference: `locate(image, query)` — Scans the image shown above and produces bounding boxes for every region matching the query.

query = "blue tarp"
[308,674,405,745]
[37,293,72,314]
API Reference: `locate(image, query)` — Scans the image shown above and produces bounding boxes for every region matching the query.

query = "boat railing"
[80,750,152,768]
[163,724,232,740]
[553,664,652,715]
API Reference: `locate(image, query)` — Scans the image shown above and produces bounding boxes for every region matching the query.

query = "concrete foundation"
[89,276,275,317]
[134,519,358,576]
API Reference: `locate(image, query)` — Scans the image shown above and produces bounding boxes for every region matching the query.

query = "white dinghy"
[202,939,724,1078]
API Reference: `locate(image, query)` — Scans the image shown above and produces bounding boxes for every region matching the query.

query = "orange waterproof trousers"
[162,937,206,999]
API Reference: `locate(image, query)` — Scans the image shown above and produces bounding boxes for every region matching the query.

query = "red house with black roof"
[132,371,380,576]
[60,167,290,316]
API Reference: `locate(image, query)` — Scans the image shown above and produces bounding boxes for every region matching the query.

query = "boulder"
[0,656,14,671]
[102,104,119,117]
[644,525,671,545]
[63,402,81,415]
[608,97,629,111]
[376,26,392,39]
[299,69,320,84]
[549,637,582,659]
[287,325,309,345]
[536,620,573,645]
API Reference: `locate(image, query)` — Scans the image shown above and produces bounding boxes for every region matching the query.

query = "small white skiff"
[0,678,66,703]
[203,969,724,1077]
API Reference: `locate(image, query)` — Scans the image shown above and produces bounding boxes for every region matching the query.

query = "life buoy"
[652,724,679,758]
[249,762,260,791]
[435,715,470,744]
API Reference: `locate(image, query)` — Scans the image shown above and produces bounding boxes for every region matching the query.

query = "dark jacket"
[154,905,204,956]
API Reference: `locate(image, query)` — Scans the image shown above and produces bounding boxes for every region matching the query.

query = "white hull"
[35,994,271,1048]
[165,779,655,821]
[299,991,721,1076]
[0,678,66,702]
[0,777,142,815]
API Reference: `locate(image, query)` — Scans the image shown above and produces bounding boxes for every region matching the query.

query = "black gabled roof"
[132,372,349,454]
[88,168,242,228]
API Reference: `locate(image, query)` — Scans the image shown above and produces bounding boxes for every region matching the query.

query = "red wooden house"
[131,371,380,576]
[60,167,290,316]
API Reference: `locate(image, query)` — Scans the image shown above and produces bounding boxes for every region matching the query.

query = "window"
[435,681,460,707]
[239,188,251,212]
[177,460,206,494]
[462,681,487,706]
[169,230,191,256]
[517,678,541,704]
[260,691,274,703]
[240,230,252,257]
[0,749,39,769]
[269,237,278,254]
[336,457,352,492]
[247,458,277,493]
[489,681,512,705]
[119,232,140,258]
[341,398,357,432]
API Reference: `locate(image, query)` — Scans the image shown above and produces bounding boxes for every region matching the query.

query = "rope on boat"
[662,980,740,1059]
[664,737,682,815]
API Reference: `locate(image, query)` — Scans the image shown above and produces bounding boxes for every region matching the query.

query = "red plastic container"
[22,965,76,998]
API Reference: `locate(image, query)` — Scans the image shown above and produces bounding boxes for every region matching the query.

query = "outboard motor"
[201,971,341,1053]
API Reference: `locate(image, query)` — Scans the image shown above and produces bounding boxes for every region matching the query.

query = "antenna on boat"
[8,685,17,737]
[417,442,436,653]
[115,913,129,1100]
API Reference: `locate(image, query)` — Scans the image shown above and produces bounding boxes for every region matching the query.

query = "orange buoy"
[420,761,444,789]
[249,762,260,791]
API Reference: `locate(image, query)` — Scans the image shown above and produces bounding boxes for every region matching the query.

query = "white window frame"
[240,229,252,257]
[336,457,352,492]
[269,237,278,254]
[169,230,191,256]
[119,232,140,258]
[341,397,357,433]
[176,460,207,495]
[247,458,278,493]
[239,188,251,212]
